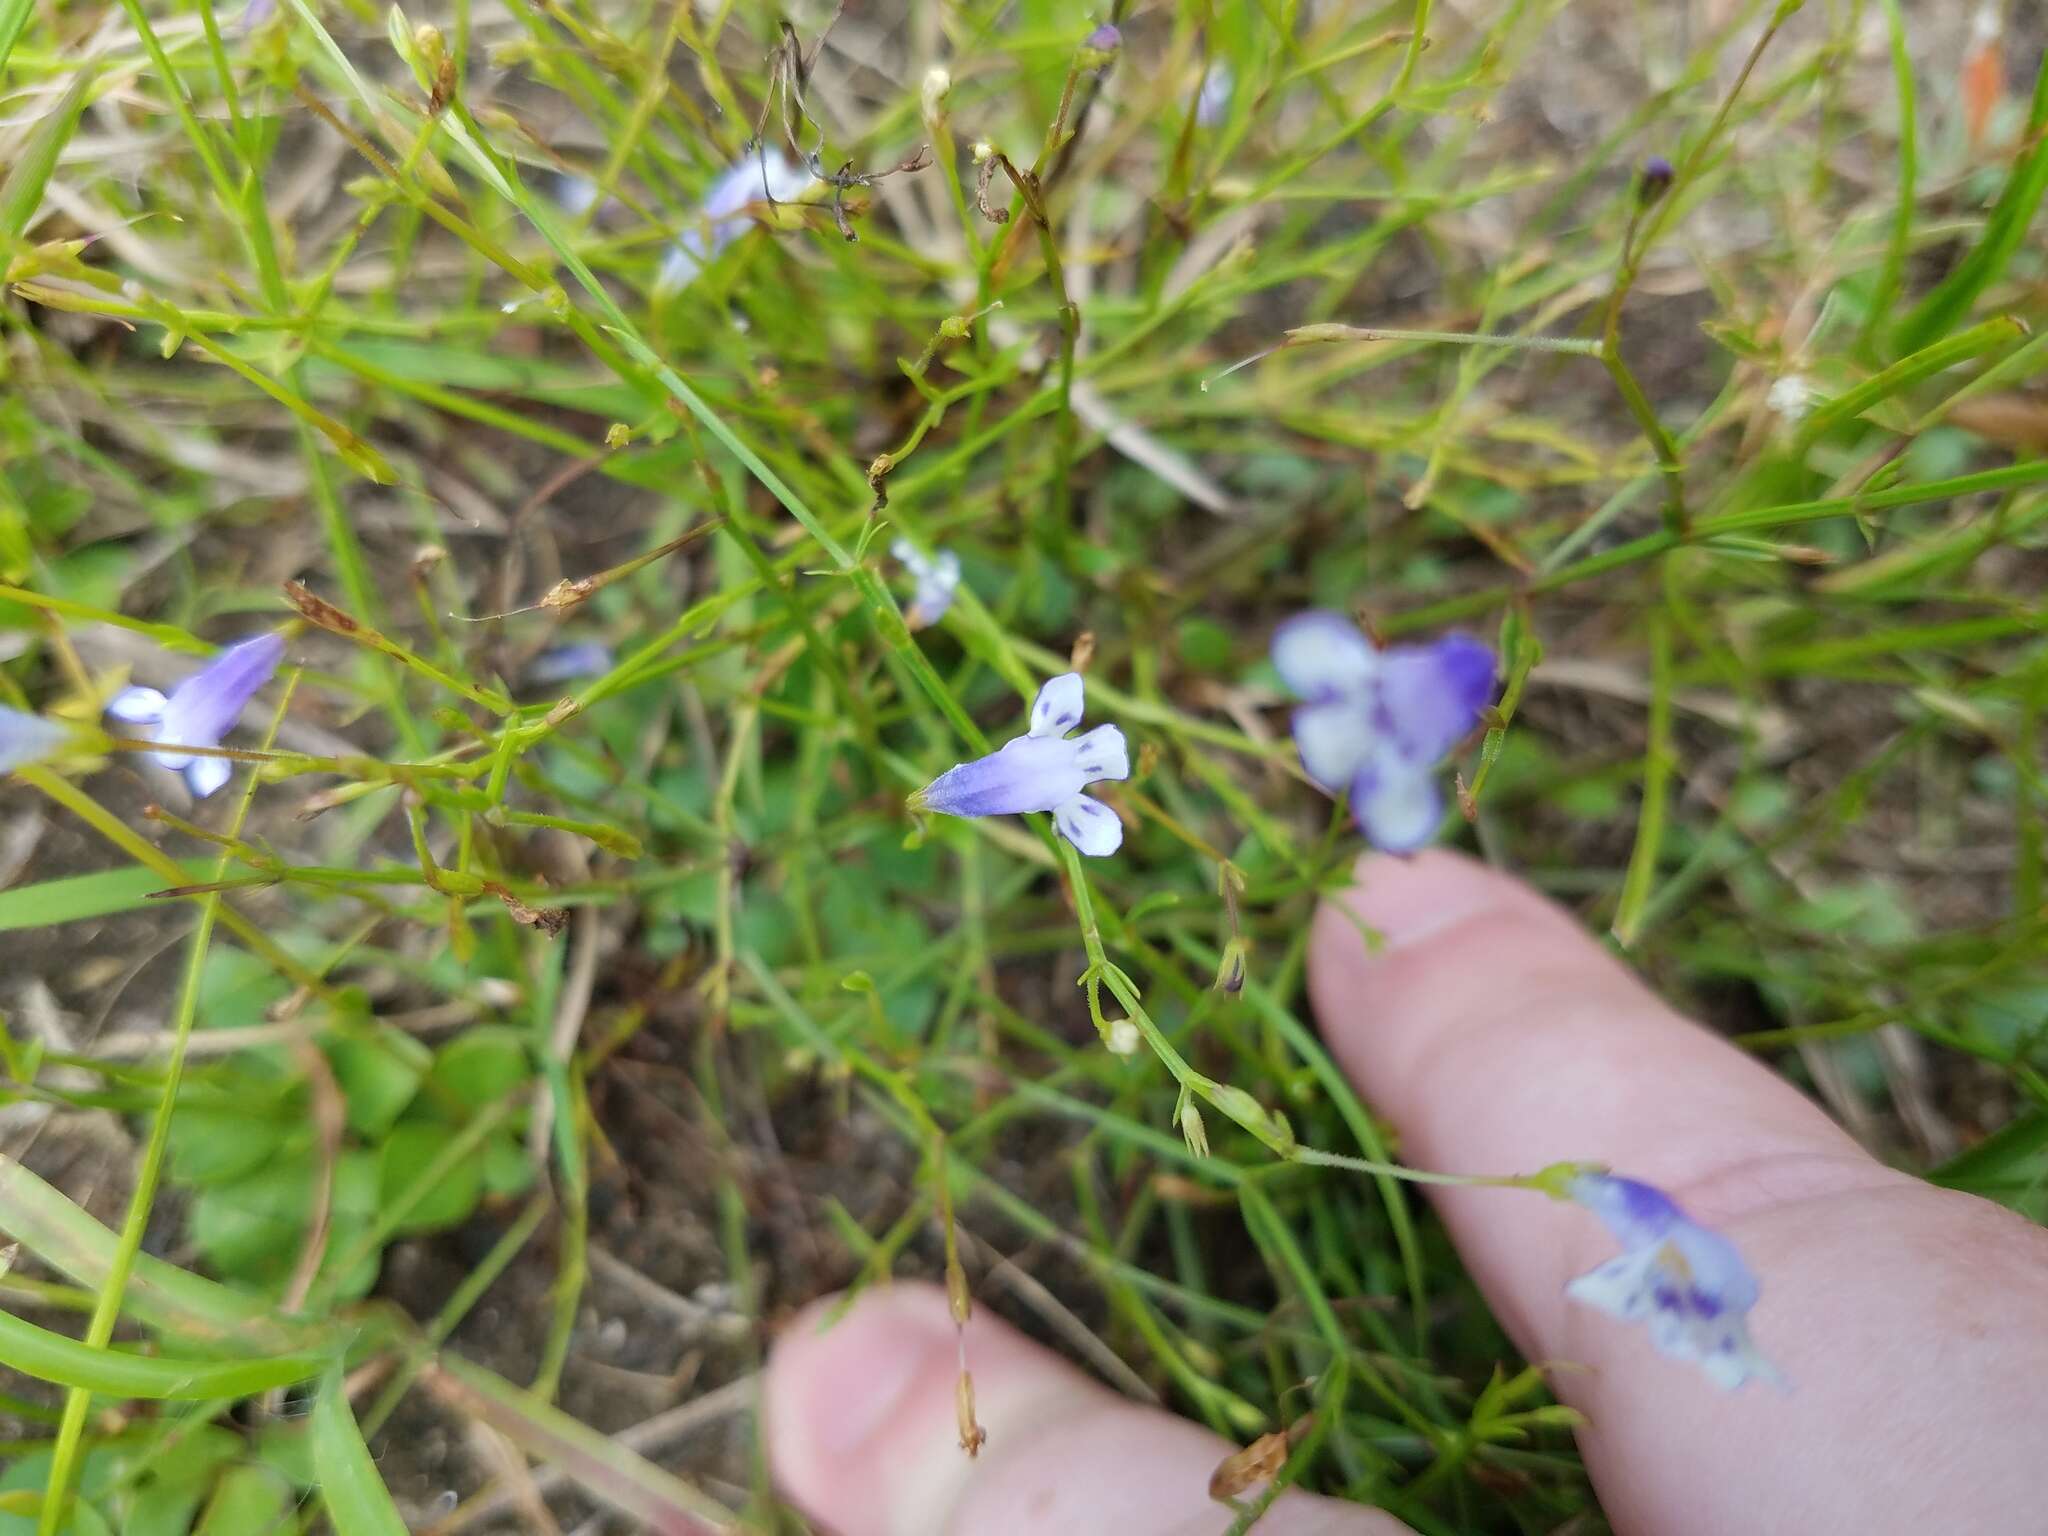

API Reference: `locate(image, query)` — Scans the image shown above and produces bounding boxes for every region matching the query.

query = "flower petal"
[1029,673,1086,739]
[1567,1172,1682,1250]
[1054,795,1123,856]
[1350,759,1443,853]
[184,753,234,799]
[0,708,69,776]
[106,686,168,724]
[1271,611,1377,702]
[1375,634,1495,766]
[158,634,285,754]
[1292,700,1374,792]
[1070,724,1128,783]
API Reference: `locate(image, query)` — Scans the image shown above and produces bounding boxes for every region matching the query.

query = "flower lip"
[1564,1170,1780,1391]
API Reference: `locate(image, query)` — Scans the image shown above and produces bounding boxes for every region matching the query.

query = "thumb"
[766,1282,1409,1536]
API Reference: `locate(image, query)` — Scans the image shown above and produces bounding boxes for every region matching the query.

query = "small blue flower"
[892,539,962,626]
[912,673,1129,855]
[0,707,69,777]
[1083,22,1122,54]
[656,148,815,295]
[1270,611,1494,853]
[527,641,614,685]
[105,633,285,798]
[1196,63,1232,126]
[1566,1172,1783,1391]
[556,173,604,217]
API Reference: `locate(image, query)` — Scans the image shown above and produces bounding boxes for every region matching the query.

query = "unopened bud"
[1081,23,1122,65]
[1106,1018,1139,1055]
[1638,154,1674,205]
[922,65,952,124]
[1179,1098,1209,1159]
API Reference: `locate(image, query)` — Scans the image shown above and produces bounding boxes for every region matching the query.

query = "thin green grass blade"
[0,67,95,240]
[311,1367,409,1536]
[0,1308,324,1399]
[1892,52,2048,354]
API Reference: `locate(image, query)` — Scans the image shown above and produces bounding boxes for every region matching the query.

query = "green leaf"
[324,1025,428,1139]
[192,1466,292,1536]
[423,1026,531,1113]
[310,1367,408,1536]
[378,1120,484,1234]
[0,863,211,931]
[168,1104,291,1188]
[0,1308,323,1400]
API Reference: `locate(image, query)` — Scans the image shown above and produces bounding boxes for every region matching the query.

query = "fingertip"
[766,1283,974,1534]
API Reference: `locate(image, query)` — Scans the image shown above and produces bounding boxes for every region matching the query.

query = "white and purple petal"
[1350,756,1442,854]
[1291,699,1375,792]
[1271,611,1378,702]
[1373,633,1495,766]
[155,634,286,756]
[1069,723,1128,783]
[1565,1171,1780,1391]
[0,707,69,776]
[106,686,168,725]
[1029,672,1087,739]
[183,753,235,800]
[1054,795,1122,856]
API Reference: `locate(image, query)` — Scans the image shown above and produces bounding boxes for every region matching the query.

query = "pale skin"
[765,851,2048,1535]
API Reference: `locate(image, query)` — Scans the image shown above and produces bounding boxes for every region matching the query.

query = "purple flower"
[892,539,962,625]
[1270,612,1494,853]
[912,673,1129,855]
[105,633,285,798]
[527,641,614,685]
[1566,1172,1782,1391]
[1083,22,1122,54]
[0,707,68,777]
[1196,63,1232,126]
[656,148,815,294]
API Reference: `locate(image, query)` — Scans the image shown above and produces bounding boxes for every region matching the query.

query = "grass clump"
[0,0,2045,1529]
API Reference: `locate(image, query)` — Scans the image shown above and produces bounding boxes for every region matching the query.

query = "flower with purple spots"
[656,148,815,294]
[1270,612,1494,853]
[1566,1171,1783,1391]
[911,673,1129,855]
[892,539,963,626]
[0,707,69,777]
[104,633,286,798]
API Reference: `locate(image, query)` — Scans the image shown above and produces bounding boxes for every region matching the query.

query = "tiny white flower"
[1106,1018,1140,1055]
[1767,373,1814,423]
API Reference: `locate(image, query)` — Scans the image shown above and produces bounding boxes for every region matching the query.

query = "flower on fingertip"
[105,633,285,798]
[911,672,1129,855]
[1566,1172,1784,1392]
[892,539,963,626]
[1270,611,1494,853]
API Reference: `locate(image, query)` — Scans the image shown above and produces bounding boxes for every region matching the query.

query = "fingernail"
[1340,848,1510,951]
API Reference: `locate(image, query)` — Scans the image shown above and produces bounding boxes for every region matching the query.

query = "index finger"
[1308,849,2048,1532]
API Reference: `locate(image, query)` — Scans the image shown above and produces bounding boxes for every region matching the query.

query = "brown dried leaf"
[1208,1427,1292,1500]
[283,580,362,636]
